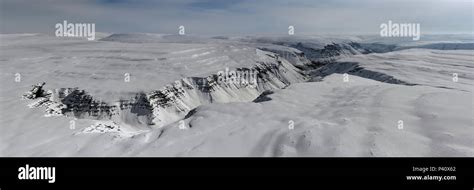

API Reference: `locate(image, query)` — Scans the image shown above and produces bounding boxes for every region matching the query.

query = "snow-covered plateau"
[0,33,473,156]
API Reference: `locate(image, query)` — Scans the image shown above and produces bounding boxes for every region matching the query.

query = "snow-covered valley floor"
[0,34,473,156]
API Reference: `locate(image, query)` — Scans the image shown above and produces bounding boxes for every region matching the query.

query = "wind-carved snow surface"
[1,33,473,156]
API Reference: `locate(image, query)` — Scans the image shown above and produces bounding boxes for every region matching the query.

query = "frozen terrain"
[0,33,473,156]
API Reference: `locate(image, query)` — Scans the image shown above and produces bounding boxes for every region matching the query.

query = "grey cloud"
[0,0,472,35]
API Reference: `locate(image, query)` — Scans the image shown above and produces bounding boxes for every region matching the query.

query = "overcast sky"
[1,0,472,35]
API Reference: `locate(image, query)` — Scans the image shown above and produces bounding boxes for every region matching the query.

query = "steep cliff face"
[257,46,312,69]
[10,34,473,157]
[290,42,398,64]
[22,49,308,129]
[146,51,307,127]
[23,85,118,119]
[21,41,410,130]
[21,40,416,130]
[259,41,398,73]
[260,41,418,87]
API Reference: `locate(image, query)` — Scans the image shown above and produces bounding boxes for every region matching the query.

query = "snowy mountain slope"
[0,34,308,155]
[153,74,472,157]
[0,34,472,156]
[0,34,303,100]
[131,48,473,157]
[14,45,306,129]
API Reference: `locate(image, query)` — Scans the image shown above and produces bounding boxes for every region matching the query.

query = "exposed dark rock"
[23,82,46,99]
[253,90,274,103]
